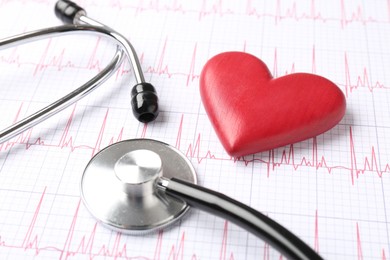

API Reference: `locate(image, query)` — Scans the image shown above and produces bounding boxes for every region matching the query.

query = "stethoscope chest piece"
[81,139,197,234]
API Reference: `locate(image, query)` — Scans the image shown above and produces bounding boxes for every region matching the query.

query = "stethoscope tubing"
[158,177,323,260]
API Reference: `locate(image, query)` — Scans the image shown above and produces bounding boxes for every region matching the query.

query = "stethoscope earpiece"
[55,0,160,124]
[131,83,159,123]
[55,0,86,24]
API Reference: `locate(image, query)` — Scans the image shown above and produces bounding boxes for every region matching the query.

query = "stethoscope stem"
[158,177,324,260]
[0,56,124,144]
[76,15,145,84]
[0,26,125,144]
[55,0,159,122]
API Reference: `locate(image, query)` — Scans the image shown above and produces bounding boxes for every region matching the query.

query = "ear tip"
[55,0,86,24]
[131,83,159,123]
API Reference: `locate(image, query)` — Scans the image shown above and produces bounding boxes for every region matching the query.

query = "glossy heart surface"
[200,52,346,157]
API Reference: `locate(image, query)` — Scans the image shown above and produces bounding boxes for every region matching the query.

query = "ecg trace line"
[0,104,124,158]
[177,114,389,185]
[1,39,388,98]
[2,108,386,186]
[0,186,234,259]
[1,0,387,28]
[1,187,389,259]
[0,186,319,260]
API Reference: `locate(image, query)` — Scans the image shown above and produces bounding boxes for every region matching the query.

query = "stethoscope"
[0,1,323,259]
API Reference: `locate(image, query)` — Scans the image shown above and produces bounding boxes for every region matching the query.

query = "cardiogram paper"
[0,1,389,259]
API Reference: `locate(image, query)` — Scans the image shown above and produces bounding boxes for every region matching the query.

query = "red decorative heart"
[200,52,346,157]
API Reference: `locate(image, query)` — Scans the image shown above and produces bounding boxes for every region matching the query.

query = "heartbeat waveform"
[1,109,389,185]
[0,104,124,158]
[0,187,388,259]
[356,223,363,260]
[342,52,389,97]
[0,187,238,259]
[0,186,324,260]
[0,36,200,87]
[0,0,387,28]
[1,38,388,95]
[272,47,390,96]
[355,222,388,260]
[96,0,388,27]
[175,114,390,185]
[0,38,105,76]
[34,37,106,76]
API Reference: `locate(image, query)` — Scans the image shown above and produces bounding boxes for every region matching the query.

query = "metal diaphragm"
[80,139,197,234]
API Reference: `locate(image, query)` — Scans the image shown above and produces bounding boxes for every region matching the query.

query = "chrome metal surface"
[81,139,197,234]
[0,18,146,144]
[114,149,163,196]
[78,15,145,83]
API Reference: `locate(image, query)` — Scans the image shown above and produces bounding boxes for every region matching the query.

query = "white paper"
[0,1,389,259]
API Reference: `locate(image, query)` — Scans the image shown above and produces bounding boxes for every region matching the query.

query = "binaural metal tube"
[77,15,145,84]
[0,25,125,144]
[55,0,159,122]
[0,0,160,143]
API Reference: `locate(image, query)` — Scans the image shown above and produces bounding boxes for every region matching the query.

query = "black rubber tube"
[163,178,323,260]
